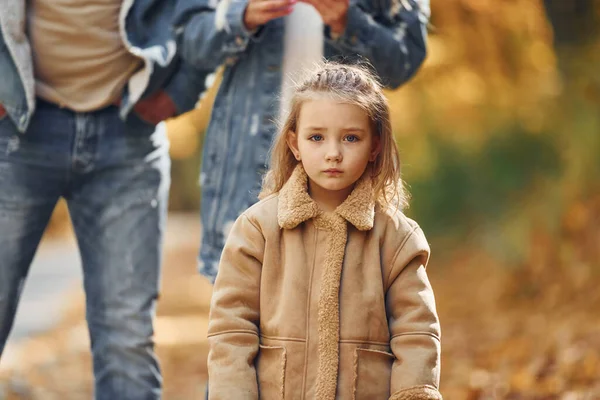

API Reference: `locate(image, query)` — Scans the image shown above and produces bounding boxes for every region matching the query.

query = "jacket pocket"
[257,345,287,400]
[353,348,394,400]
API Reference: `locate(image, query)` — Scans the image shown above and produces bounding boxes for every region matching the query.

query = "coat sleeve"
[385,224,443,400]
[207,213,264,400]
[174,0,260,71]
[325,0,430,89]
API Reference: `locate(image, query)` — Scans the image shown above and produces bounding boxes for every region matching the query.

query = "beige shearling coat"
[207,166,442,400]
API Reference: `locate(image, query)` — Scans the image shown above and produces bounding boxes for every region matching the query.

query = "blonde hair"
[260,62,409,210]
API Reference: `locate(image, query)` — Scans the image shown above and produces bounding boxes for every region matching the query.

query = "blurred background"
[1,0,599,398]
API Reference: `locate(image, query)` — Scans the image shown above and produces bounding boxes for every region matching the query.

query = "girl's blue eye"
[309,134,323,142]
[345,135,359,143]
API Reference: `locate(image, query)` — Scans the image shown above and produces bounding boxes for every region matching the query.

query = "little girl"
[207,63,442,400]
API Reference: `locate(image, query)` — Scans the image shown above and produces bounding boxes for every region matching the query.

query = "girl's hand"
[299,0,350,35]
[244,0,297,31]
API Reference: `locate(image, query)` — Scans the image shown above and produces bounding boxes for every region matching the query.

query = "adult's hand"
[300,0,349,35]
[133,90,178,126]
[244,0,297,31]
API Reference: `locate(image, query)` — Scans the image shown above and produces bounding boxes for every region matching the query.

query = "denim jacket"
[177,0,431,280]
[0,0,209,132]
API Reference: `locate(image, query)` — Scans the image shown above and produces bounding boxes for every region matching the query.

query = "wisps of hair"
[260,61,409,211]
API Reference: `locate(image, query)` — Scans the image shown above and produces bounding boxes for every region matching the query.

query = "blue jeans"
[0,100,170,399]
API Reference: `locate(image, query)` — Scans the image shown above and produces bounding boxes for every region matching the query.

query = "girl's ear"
[369,135,381,162]
[287,131,301,161]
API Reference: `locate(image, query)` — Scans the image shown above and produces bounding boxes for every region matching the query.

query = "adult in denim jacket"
[177,0,430,282]
[0,1,210,398]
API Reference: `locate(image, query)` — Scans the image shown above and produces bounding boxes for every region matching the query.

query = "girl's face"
[288,98,380,205]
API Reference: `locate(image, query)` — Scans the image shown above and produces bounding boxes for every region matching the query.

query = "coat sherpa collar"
[277,164,375,231]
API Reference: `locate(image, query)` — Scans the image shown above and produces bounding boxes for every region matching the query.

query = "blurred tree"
[544,0,598,46]
[388,0,559,138]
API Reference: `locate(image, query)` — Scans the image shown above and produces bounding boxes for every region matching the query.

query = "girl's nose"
[325,145,342,162]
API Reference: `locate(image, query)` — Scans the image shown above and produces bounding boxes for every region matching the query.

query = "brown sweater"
[28,0,142,111]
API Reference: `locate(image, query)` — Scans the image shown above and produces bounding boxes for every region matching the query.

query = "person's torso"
[244,194,416,399]
[214,0,396,117]
[28,0,142,111]
[0,0,189,132]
